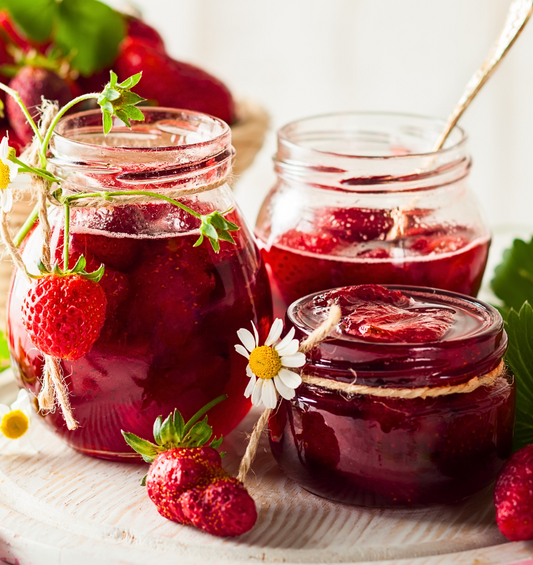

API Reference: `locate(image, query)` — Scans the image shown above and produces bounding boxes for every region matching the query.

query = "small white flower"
[0,136,17,213]
[0,389,37,453]
[235,319,306,409]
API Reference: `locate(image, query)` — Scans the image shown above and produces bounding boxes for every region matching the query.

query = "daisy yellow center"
[249,345,282,380]
[0,410,29,439]
[0,161,10,190]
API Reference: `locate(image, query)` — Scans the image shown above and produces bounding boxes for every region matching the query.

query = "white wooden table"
[0,370,532,565]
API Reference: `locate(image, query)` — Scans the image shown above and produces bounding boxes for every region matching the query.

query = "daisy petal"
[262,379,278,409]
[0,137,8,158]
[237,328,256,352]
[246,365,254,378]
[0,404,9,418]
[1,190,12,213]
[275,327,295,353]
[279,368,302,389]
[251,379,263,406]
[276,339,299,358]
[235,344,250,359]
[7,160,18,181]
[274,375,296,400]
[265,318,283,346]
[11,389,31,412]
[281,352,306,368]
[251,322,259,348]
[244,374,256,398]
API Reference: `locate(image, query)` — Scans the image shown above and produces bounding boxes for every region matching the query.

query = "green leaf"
[160,413,176,445]
[121,431,160,461]
[505,302,533,451]
[118,73,142,89]
[121,105,145,121]
[172,410,185,440]
[209,237,220,253]
[193,233,204,247]
[5,0,57,42]
[201,222,218,241]
[0,331,10,369]
[218,231,236,244]
[492,237,533,313]
[55,0,126,75]
[209,436,223,450]
[153,416,163,445]
[184,418,213,447]
[140,474,147,487]
[103,112,112,135]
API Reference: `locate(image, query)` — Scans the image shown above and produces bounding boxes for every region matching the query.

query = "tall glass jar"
[7,108,272,460]
[256,112,490,315]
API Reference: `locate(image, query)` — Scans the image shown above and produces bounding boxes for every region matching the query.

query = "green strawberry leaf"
[196,211,240,253]
[160,412,176,446]
[172,410,185,440]
[491,237,533,314]
[140,474,147,487]
[152,415,163,446]
[209,436,223,450]
[3,0,56,42]
[505,303,533,451]
[121,431,160,462]
[184,418,213,447]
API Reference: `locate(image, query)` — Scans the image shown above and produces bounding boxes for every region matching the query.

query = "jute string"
[237,304,506,483]
[0,100,78,429]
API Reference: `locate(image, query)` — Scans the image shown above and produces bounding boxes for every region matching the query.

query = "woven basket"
[0,99,269,328]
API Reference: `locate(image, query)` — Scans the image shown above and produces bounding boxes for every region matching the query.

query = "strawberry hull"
[8,207,272,460]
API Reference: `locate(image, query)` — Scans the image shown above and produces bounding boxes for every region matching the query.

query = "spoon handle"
[433,0,533,151]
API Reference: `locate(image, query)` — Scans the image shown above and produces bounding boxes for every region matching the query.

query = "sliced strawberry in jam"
[410,235,469,255]
[337,285,454,343]
[357,247,390,259]
[278,229,339,254]
[316,208,393,243]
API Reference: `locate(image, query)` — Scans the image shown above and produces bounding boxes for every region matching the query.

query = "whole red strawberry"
[21,259,107,361]
[494,444,533,541]
[115,37,236,124]
[122,397,257,537]
[7,66,72,145]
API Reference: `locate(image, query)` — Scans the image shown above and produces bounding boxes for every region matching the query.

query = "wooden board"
[0,370,532,565]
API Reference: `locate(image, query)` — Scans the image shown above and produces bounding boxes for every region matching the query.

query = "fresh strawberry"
[125,16,166,52]
[494,444,533,541]
[21,259,107,360]
[115,37,236,124]
[7,66,71,145]
[122,397,257,537]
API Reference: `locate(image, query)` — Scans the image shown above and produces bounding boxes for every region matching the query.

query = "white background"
[115,0,533,245]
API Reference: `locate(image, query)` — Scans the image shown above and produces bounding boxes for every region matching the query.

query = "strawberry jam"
[269,285,514,507]
[7,108,272,460]
[255,112,491,315]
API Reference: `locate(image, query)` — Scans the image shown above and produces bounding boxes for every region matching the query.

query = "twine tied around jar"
[0,100,79,430]
[237,304,507,483]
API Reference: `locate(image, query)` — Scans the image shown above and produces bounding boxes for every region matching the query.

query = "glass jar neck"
[274,112,470,194]
[49,108,234,193]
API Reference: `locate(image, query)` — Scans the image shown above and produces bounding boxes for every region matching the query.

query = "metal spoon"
[433,0,533,151]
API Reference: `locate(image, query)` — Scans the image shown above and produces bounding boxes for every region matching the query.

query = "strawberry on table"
[122,396,257,537]
[494,444,533,541]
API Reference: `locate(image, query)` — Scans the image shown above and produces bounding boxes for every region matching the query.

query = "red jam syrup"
[269,285,514,507]
[8,203,272,460]
[258,207,490,314]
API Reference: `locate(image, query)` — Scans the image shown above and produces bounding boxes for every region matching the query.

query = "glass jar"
[269,284,514,507]
[7,108,272,460]
[256,112,490,316]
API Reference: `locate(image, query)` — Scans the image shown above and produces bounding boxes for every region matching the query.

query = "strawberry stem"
[63,202,70,271]
[14,204,39,247]
[40,93,100,164]
[65,190,202,219]
[183,394,226,435]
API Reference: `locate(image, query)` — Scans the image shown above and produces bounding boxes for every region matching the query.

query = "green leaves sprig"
[194,210,239,252]
[98,71,146,135]
[0,0,126,75]
[505,303,533,451]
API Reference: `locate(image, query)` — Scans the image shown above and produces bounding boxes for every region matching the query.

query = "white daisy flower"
[235,319,306,409]
[0,389,37,453]
[0,136,17,213]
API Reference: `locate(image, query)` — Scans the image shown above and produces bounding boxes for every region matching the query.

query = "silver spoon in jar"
[433,0,533,151]
[386,0,533,240]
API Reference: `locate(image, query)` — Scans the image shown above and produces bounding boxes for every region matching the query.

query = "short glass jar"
[269,284,514,507]
[256,113,490,315]
[7,108,272,460]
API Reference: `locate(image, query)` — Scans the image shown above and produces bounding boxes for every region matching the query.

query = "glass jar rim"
[277,111,467,160]
[52,106,231,154]
[287,284,506,387]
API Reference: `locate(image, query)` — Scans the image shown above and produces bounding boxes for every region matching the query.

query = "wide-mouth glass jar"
[269,284,514,507]
[7,108,272,460]
[256,112,490,316]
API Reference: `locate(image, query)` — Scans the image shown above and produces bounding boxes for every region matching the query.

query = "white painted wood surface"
[0,371,532,565]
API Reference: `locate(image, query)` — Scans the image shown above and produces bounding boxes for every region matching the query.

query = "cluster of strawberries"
[0,9,235,153]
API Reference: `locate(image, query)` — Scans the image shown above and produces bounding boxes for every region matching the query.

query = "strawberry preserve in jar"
[269,284,514,507]
[256,113,490,316]
[8,108,272,460]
